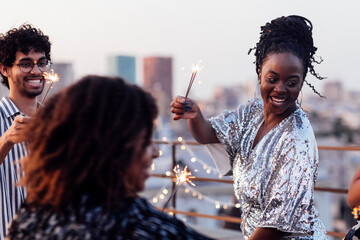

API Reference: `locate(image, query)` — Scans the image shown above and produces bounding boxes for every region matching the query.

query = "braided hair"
[249,15,325,97]
[22,75,158,211]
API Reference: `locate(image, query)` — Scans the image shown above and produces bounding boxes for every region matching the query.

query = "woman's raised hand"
[170,96,198,120]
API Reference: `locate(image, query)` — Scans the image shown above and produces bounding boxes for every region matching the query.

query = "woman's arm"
[248,227,285,240]
[171,96,218,144]
[348,166,360,209]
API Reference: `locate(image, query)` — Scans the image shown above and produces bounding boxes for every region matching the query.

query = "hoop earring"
[297,90,303,106]
[254,82,261,99]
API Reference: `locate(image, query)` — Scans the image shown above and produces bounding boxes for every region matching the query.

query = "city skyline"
[1,1,359,100]
[107,55,136,83]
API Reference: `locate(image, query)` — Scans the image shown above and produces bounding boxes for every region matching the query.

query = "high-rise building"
[143,56,172,117]
[39,62,74,103]
[107,55,136,84]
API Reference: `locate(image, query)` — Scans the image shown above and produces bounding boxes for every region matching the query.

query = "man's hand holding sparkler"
[0,115,31,163]
[4,115,31,144]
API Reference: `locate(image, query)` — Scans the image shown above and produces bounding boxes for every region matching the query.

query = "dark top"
[7,197,213,240]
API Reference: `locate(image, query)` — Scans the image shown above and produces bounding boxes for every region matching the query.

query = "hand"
[3,115,31,145]
[170,96,198,120]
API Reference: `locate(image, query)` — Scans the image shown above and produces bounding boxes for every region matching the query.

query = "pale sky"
[1,0,359,99]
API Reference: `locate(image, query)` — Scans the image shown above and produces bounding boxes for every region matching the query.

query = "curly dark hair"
[0,23,51,88]
[21,75,158,211]
[249,15,325,97]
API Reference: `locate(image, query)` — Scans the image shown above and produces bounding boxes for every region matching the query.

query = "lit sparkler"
[162,165,195,212]
[184,63,202,99]
[173,165,195,186]
[41,69,60,104]
[352,206,360,219]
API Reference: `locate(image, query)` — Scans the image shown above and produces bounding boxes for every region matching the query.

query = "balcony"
[141,140,360,240]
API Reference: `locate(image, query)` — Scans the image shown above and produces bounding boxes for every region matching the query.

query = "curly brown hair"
[21,75,158,210]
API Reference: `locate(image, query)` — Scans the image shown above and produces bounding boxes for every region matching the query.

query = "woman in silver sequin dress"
[171,15,328,240]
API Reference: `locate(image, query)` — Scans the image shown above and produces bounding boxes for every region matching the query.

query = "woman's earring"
[254,82,261,99]
[297,90,303,106]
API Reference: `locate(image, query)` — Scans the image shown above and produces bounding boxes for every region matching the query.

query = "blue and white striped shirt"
[0,96,26,239]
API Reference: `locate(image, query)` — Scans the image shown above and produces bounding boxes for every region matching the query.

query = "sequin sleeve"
[208,99,261,173]
[258,121,319,235]
[209,108,241,160]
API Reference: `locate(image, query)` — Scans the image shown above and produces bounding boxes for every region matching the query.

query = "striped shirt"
[0,96,26,240]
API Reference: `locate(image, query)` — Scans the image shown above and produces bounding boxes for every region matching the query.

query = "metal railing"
[151,140,360,239]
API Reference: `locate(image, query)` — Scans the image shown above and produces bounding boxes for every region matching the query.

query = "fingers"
[12,116,30,130]
[14,115,30,124]
[170,96,196,120]
[10,116,31,141]
[172,95,188,104]
[171,95,195,108]
[173,113,184,121]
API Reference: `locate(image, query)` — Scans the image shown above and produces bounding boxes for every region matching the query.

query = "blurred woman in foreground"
[7,75,212,240]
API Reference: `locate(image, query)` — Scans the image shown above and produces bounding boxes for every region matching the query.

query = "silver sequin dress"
[207,98,328,240]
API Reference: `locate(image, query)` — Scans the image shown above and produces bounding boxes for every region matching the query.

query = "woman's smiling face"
[126,131,159,194]
[259,52,304,120]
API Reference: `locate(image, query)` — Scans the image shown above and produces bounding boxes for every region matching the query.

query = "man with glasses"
[0,24,51,239]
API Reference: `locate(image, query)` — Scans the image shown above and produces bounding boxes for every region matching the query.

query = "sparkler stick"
[41,70,60,105]
[162,165,195,212]
[184,64,201,99]
[161,184,181,213]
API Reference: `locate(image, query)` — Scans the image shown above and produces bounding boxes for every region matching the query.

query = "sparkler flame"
[352,206,360,219]
[43,69,60,83]
[173,165,195,186]
[162,165,196,212]
[41,69,60,104]
[191,64,200,73]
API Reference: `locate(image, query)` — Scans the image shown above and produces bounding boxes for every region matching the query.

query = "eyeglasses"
[13,58,51,73]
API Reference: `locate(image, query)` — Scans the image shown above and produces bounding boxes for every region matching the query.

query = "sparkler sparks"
[173,165,195,186]
[184,62,203,99]
[43,69,60,84]
[41,70,60,104]
[162,165,196,212]
[352,206,360,219]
